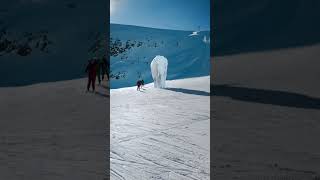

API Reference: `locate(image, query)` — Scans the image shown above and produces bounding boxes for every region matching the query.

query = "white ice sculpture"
[150,55,168,88]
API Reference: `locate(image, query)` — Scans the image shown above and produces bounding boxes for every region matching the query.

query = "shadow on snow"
[165,87,210,96]
[212,85,320,110]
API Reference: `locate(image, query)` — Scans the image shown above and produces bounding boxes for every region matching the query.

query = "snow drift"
[150,55,168,88]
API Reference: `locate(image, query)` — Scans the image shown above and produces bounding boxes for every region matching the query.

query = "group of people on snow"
[85,56,109,92]
[86,56,146,92]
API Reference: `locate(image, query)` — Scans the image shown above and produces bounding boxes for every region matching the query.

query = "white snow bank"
[150,55,168,88]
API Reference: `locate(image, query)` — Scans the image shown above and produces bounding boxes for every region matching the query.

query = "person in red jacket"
[85,58,98,92]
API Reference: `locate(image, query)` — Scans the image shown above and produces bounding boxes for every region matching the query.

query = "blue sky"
[110,0,210,31]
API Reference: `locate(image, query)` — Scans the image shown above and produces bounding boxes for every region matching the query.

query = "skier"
[136,79,145,91]
[102,56,109,80]
[136,80,142,91]
[85,58,98,92]
[97,58,105,85]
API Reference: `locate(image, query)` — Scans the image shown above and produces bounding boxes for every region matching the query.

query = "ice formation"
[150,55,168,88]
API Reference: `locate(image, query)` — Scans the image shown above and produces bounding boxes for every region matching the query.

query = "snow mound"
[150,55,168,88]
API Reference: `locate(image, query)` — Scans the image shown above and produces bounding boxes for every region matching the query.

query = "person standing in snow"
[97,58,104,85]
[102,55,109,80]
[85,58,98,92]
[136,80,142,91]
[136,79,145,91]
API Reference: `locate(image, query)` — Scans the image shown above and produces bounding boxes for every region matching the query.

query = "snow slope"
[212,45,320,179]
[0,0,107,87]
[110,24,210,89]
[111,76,210,179]
[0,78,108,180]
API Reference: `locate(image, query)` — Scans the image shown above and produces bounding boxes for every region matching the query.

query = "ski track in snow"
[111,76,210,180]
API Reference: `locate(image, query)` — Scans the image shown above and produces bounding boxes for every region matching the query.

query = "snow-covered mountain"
[213,0,320,56]
[0,0,108,87]
[110,24,210,89]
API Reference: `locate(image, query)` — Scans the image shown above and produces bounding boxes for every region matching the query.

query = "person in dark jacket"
[97,59,104,85]
[136,80,142,91]
[85,58,98,92]
[102,56,109,80]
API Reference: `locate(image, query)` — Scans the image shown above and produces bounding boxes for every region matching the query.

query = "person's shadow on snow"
[95,91,109,98]
[165,88,210,96]
[100,84,109,90]
[212,84,320,110]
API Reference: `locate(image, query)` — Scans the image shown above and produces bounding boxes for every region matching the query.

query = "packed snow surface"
[0,78,108,179]
[212,44,320,179]
[150,55,168,88]
[111,76,210,180]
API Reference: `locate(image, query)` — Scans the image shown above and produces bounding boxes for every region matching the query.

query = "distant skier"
[85,58,98,92]
[136,80,142,91]
[136,79,145,91]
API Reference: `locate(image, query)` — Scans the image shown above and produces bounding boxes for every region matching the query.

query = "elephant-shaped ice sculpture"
[150,55,168,88]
